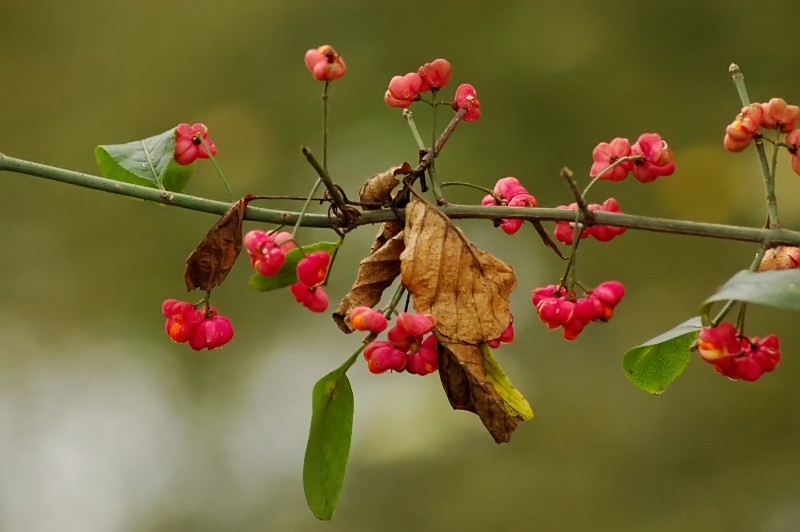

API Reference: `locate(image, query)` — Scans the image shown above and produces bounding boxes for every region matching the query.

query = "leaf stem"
[710,246,767,326]
[200,137,235,200]
[440,181,497,196]
[291,178,323,239]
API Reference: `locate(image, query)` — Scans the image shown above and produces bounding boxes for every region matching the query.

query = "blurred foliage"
[2,1,800,531]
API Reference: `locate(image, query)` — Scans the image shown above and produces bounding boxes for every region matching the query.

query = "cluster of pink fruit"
[531,282,625,340]
[383,58,481,121]
[590,133,675,183]
[553,197,626,245]
[697,322,781,382]
[244,229,332,313]
[161,299,234,351]
[351,309,439,376]
[480,177,537,235]
[724,97,800,174]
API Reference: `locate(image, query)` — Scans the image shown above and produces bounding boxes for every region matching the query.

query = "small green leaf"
[480,344,534,420]
[700,269,800,319]
[249,242,340,292]
[303,368,354,521]
[95,127,194,192]
[623,317,702,395]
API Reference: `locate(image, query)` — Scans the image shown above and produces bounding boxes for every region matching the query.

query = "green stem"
[403,109,426,150]
[291,177,322,239]
[710,247,767,326]
[440,181,497,196]
[383,282,407,317]
[428,91,446,205]
[581,155,643,201]
[729,63,750,106]
[301,146,348,216]
[5,154,800,245]
[729,63,780,227]
[323,81,330,172]
[200,137,235,200]
[322,237,344,286]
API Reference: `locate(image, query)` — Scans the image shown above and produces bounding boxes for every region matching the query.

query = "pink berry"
[348,306,388,333]
[174,123,216,166]
[296,250,331,287]
[304,45,346,82]
[630,133,675,183]
[406,335,439,375]
[364,341,407,374]
[454,83,481,122]
[488,321,515,349]
[384,73,423,108]
[417,59,451,92]
[590,137,634,181]
[761,98,798,132]
[697,322,743,362]
[290,282,329,313]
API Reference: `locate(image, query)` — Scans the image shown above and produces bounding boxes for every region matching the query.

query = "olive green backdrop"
[2,1,800,531]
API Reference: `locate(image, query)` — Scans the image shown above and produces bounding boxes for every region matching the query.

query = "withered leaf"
[437,336,531,443]
[332,230,404,333]
[184,194,257,292]
[401,200,516,344]
[358,162,413,207]
[370,220,403,254]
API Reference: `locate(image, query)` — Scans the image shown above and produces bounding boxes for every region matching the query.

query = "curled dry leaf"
[401,200,516,344]
[358,162,413,208]
[333,230,404,333]
[184,194,258,292]
[437,337,532,443]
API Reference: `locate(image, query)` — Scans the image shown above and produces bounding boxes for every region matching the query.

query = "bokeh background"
[3,1,800,531]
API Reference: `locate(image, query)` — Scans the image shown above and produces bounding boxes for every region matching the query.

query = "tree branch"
[3,153,800,246]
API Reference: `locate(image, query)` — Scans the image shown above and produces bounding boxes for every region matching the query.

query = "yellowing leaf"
[437,336,530,443]
[480,343,533,420]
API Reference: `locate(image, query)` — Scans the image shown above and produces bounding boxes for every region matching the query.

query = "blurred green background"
[3,1,800,531]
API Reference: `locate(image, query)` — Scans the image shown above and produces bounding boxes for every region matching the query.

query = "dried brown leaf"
[436,336,520,443]
[400,200,516,344]
[184,194,257,292]
[358,162,413,207]
[370,220,403,254]
[332,231,404,333]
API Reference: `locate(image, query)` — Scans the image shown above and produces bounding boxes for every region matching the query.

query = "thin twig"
[301,146,349,217]
[4,154,800,245]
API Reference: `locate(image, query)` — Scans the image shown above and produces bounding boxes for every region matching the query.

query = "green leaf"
[480,344,534,420]
[303,368,354,521]
[700,269,800,319]
[95,127,194,192]
[249,242,340,292]
[623,316,702,395]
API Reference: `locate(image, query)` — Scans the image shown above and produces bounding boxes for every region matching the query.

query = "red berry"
[174,123,216,166]
[296,251,331,287]
[290,282,329,313]
[417,59,451,92]
[304,45,346,82]
[364,341,407,374]
[454,83,480,122]
[348,306,388,333]
[406,335,439,375]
